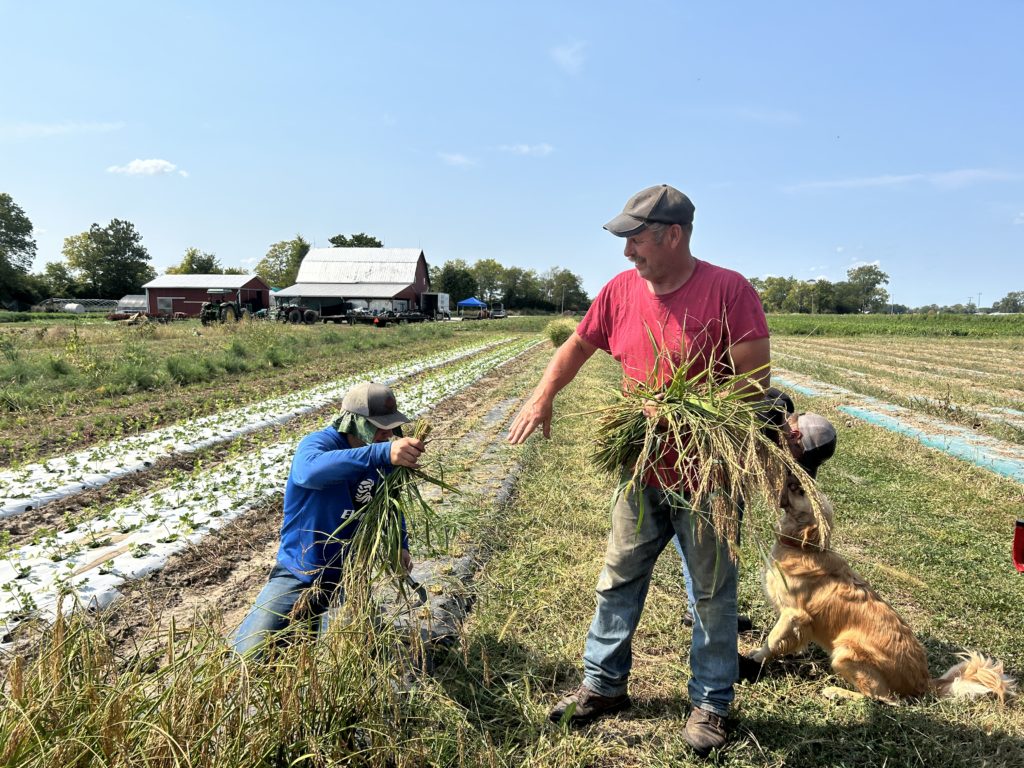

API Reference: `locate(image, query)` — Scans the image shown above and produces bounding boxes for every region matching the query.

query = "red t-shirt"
[576,258,769,487]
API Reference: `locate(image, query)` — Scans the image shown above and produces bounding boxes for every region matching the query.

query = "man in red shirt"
[508,184,770,757]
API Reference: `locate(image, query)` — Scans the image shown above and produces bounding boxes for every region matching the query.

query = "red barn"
[142,274,271,317]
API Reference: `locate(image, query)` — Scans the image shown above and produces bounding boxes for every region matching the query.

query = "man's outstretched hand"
[507,396,553,444]
[390,437,425,468]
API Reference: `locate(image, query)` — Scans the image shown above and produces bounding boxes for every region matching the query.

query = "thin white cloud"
[107,158,187,176]
[438,152,477,167]
[551,41,586,75]
[0,121,125,140]
[835,246,845,254]
[1014,212,1024,225]
[498,143,554,157]
[848,259,882,269]
[784,168,1018,192]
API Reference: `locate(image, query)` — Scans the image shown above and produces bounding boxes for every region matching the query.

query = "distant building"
[274,248,430,315]
[142,274,270,317]
[116,294,148,314]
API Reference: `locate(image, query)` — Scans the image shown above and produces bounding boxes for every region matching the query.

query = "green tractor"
[199,289,245,326]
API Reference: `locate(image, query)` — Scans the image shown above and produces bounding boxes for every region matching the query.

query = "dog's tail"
[931,651,1017,703]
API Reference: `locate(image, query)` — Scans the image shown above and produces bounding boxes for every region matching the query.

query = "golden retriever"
[750,474,1016,703]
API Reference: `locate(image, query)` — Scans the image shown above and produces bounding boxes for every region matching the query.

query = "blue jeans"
[674,536,698,610]
[582,486,739,716]
[232,564,340,655]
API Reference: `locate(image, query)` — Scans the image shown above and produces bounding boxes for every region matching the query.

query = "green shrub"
[166,355,219,384]
[264,345,291,368]
[545,318,577,347]
[47,356,75,376]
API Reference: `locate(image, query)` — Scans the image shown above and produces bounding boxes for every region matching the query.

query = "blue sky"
[2,1,1022,308]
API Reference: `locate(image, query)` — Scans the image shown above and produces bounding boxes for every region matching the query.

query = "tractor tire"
[220,305,238,323]
[287,308,303,324]
[303,309,318,324]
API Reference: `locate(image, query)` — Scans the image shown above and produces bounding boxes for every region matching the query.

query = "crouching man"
[233,382,424,655]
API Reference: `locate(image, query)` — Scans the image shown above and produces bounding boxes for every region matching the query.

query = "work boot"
[684,707,729,757]
[681,611,753,633]
[548,684,631,725]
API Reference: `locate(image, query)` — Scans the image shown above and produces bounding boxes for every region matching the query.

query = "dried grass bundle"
[341,421,455,590]
[591,341,824,555]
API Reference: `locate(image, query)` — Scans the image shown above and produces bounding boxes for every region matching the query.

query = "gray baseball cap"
[796,413,837,478]
[604,184,696,237]
[341,382,410,430]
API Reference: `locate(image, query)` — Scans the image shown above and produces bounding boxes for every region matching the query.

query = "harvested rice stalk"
[341,421,457,590]
[591,344,825,555]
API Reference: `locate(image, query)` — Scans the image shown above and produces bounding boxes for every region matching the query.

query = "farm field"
[1,316,1022,767]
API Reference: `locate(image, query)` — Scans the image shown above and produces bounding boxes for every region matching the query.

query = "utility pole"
[560,287,565,314]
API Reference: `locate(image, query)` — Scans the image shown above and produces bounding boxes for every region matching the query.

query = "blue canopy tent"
[456,297,487,308]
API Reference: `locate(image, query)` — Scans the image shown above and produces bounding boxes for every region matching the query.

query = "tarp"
[456,297,487,308]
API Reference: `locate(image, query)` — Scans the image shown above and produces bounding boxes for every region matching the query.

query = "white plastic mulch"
[0,339,511,519]
[0,339,539,640]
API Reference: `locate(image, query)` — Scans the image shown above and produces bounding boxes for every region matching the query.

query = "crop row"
[774,336,1024,387]
[0,338,540,641]
[0,338,515,519]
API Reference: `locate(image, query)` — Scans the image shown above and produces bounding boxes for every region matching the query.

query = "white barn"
[274,248,431,315]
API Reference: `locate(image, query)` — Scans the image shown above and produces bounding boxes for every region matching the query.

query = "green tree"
[0,193,38,303]
[328,232,382,248]
[472,258,506,304]
[41,261,86,297]
[433,259,478,303]
[991,291,1024,313]
[543,267,589,312]
[839,265,890,313]
[753,276,798,312]
[222,266,249,275]
[500,266,547,309]
[166,247,223,274]
[63,219,156,298]
[256,235,309,288]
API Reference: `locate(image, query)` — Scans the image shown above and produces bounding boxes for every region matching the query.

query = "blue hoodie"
[276,427,409,585]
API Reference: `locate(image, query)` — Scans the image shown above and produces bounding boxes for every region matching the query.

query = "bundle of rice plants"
[545,318,577,347]
[337,421,456,592]
[590,337,824,555]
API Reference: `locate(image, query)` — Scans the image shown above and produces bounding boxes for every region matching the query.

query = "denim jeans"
[232,564,341,655]
[582,486,739,716]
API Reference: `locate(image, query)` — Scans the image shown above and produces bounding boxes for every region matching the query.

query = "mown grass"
[769,313,1024,337]
[454,354,1023,766]
[2,343,1022,767]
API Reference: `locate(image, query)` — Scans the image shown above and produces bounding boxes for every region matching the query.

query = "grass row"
[3,336,1022,766]
[768,313,1024,337]
[448,355,1024,766]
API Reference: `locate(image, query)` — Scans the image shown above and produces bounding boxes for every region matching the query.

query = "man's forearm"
[532,332,595,402]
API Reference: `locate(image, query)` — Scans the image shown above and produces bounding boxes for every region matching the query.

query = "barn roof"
[143,274,265,290]
[296,248,425,284]
[274,283,409,299]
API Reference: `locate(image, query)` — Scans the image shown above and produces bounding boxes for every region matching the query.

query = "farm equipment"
[345,309,427,327]
[274,303,320,324]
[200,289,245,325]
[420,292,451,320]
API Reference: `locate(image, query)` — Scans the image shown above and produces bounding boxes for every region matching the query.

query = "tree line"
[2,192,1020,314]
[752,264,1022,314]
[429,259,589,312]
